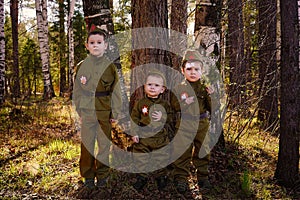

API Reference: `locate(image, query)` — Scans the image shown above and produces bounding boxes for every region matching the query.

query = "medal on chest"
[80,76,87,85]
[180,92,188,101]
[142,105,149,116]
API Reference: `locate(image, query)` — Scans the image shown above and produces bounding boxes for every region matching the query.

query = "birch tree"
[35,0,55,99]
[67,0,75,94]
[0,0,5,105]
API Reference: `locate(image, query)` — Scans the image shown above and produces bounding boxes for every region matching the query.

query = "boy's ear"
[181,67,185,74]
[160,87,166,93]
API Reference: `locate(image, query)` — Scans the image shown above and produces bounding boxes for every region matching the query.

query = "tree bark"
[67,0,75,96]
[170,0,187,71]
[10,0,20,99]
[35,0,55,99]
[0,0,5,105]
[59,0,67,96]
[275,0,300,188]
[130,0,170,108]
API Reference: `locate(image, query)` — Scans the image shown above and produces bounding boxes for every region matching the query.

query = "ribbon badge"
[180,92,188,101]
[80,76,87,85]
[142,105,149,116]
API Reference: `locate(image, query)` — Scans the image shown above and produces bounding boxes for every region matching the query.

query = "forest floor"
[0,97,299,199]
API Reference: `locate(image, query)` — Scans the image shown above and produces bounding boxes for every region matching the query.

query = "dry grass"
[0,97,298,199]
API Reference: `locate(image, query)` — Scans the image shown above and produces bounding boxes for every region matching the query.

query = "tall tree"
[0,0,4,105]
[67,0,75,94]
[227,0,246,107]
[170,0,187,71]
[35,0,55,99]
[130,0,170,106]
[58,0,67,96]
[257,0,278,130]
[275,0,300,188]
[10,0,20,98]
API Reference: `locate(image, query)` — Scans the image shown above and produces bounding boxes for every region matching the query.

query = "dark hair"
[87,29,108,42]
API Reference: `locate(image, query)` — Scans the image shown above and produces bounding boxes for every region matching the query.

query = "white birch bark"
[35,0,55,99]
[68,0,75,93]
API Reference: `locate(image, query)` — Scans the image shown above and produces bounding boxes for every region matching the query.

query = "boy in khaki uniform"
[73,29,122,191]
[171,49,212,193]
[130,70,173,191]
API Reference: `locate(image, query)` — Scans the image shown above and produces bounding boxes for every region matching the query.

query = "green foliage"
[73,10,88,65]
[113,0,131,32]
[241,170,252,196]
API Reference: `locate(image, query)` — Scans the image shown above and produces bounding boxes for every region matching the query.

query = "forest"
[0,0,299,199]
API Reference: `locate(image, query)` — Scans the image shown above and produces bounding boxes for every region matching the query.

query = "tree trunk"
[227,0,246,107]
[257,0,278,131]
[243,0,253,101]
[0,0,5,105]
[275,0,300,188]
[130,0,170,108]
[82,0,129,117]
[67,0,75,96]
[194,0,225,149]
[10,0,20,99]
[59,0,67,96]
[35,0,55,100]
[170,0,187,71]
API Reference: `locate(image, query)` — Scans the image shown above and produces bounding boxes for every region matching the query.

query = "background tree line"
[0,0,298,190]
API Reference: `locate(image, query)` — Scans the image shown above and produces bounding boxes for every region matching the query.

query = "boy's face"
[85,34,108,57]
[144,75,165,98]
[182,61,203,82]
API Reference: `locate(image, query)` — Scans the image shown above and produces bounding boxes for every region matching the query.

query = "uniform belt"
[82,90,110,97]
[95,91,110,97]
[181,112,209,120]
[139,126,163,133]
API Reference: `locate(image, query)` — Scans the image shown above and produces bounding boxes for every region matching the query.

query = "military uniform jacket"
[171,79,211,131]
[130,95,173,139]
[73,55,122,120]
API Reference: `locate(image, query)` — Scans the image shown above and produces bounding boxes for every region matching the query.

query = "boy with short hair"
[130,70,173,191]
[171,49,212,193]
[73,29,122,193]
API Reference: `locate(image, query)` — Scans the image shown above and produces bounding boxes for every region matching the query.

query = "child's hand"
[206,86,214,94]
[185,96,195,105]
[152,111,162,121]
[119,121,130,132]
[132,135,139,143]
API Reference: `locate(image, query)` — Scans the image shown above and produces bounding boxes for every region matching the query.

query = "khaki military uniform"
[131,95,173,177]
[171,79,211,182]
[73,54,121,180]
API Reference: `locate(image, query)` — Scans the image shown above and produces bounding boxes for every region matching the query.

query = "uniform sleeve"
[110,64,123,120]
[72,62,83,117]
[130,101,141,136]
[165,102,175,140]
